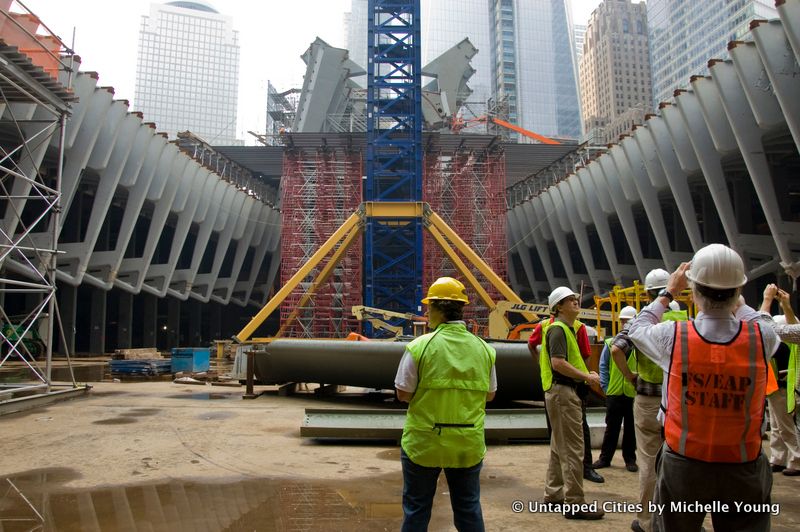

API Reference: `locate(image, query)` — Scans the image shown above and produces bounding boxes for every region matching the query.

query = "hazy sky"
[22,0,601,144]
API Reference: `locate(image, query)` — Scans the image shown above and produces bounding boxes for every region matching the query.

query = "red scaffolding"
[279,148,362,338]
[423,149,507,333]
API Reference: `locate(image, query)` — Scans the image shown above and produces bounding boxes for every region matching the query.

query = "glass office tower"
[648,0,777,106]
[491,0,581,140]
[135,1,240,144]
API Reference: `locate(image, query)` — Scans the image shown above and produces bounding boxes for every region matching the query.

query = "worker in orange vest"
[628,244,780,532]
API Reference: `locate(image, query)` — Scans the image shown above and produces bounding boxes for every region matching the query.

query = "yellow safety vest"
[540,319,588,391]
[401,322,496,468]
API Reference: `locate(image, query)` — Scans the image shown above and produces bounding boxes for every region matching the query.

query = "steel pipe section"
[508,15,800,297]
[255,339,543,400]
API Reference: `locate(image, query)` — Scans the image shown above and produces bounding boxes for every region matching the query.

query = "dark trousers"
[598,394,637,465]
[400,448,484,532]
[653,446,773,532]
[581,393,594,470]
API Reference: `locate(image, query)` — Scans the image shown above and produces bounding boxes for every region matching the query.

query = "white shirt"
[627,301,779,422]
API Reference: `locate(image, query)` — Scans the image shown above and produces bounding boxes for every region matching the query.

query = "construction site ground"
[1,381,798,531]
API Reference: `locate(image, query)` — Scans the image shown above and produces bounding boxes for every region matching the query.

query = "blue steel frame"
[365,0,423,326]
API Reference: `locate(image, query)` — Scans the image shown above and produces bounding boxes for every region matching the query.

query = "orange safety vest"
[665,320,767,463]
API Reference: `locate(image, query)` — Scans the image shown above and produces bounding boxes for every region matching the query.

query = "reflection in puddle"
[121,408,162,417]
[91,417,137,425]
[166,393,233,400]
[0,469,404,531]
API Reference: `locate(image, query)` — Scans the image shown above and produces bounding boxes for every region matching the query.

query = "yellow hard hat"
[421,277,469,304]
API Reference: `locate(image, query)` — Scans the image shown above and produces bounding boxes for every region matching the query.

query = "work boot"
[584,468,604,483]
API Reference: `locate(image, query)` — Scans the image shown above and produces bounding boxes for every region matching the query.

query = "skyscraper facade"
[490,0,581,140]
[346,0,581,140]
[574,23,587,63]
[135,1,240,144]
[579,0,651,143]
[648,0,777,106]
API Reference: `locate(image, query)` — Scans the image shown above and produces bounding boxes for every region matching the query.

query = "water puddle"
[0,468,407,531]
[91,417,137,425]
[166,393,234,400]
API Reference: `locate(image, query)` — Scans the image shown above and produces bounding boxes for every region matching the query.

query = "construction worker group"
[395,243,800,531]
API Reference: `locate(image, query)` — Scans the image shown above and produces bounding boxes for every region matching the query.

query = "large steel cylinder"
[254,339,543,400]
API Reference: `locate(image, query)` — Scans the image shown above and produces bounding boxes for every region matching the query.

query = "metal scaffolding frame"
[423,148,507,332]
[278,147,363,337]
[0,1,89,411]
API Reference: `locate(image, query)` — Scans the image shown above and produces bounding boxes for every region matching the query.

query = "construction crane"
[452,114,562,145]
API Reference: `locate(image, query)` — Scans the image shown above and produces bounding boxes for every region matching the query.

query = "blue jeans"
[400,448,484,532]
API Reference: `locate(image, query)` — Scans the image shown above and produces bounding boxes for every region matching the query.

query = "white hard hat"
[686,244,747,289]
[644,268,670,290]
[773,314,786,325]
[668,300,680,311]
[548,286,579,311]
[619,306,637,320]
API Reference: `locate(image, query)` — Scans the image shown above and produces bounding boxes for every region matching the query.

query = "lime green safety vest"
[662,309,689,322]
[787,343,798,414]
[401,322,496,468]
[636,309,688,384]
[540,319,588,391]
[605,339,636,398]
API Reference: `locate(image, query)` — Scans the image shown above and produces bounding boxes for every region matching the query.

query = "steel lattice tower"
[364,0,423,320]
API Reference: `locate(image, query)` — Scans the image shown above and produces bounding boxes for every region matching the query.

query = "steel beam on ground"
[300,407,608,441]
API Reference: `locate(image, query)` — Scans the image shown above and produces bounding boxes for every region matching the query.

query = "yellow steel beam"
[276,223,362,337]
[364,201,425,218]
[426,208,533,320]
[426,223,496,308]
[234,211,363,342]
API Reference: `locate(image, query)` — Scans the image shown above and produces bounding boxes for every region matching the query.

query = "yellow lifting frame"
[275,222,363,337]
[234,210,362,342]
[234,202,527,342]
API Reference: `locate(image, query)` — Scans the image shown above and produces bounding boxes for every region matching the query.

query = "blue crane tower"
[234,0,527,343]
[364,0,423,320]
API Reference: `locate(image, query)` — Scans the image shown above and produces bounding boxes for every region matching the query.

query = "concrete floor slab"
[0,382,798,531]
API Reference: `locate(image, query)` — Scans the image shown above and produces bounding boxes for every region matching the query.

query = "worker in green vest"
[540,286,605,520]
[629,268,689,532]
[394,276,497,531]
[594,305,638,472]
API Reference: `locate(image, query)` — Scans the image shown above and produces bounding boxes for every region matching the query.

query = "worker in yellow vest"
[594,305,638,472]
[394,277,497,531]
[629,245,780,531]
[540,286,604,520]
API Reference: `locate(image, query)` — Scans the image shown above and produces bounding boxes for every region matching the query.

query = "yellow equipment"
[351,305,426,338]
[593,281,695,335]
[234,202,534,343]
[487,300,616,340]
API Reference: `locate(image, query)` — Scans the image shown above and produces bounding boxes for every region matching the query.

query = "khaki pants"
[544,384,585,504]
[634,394,662,531]
[768,389,800,469]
